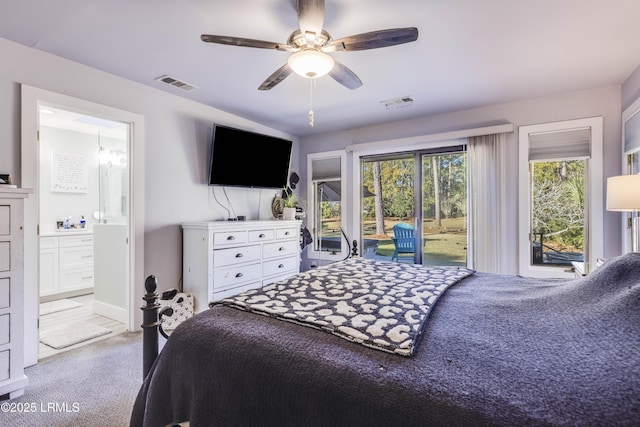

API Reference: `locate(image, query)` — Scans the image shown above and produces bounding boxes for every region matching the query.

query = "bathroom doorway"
[21,85,145,367]
[37,106,129,358]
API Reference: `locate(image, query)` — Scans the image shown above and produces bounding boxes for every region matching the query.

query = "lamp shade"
[606,174,640,211]
[287,49,335,78]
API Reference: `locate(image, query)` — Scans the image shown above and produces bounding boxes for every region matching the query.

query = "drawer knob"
[279,247,285,251]
[227,235,235,241]
[278,264,284,269]
[259,233,265,238]
[235,253,243,258]
[284,231,290,236]
[235,272,243,278]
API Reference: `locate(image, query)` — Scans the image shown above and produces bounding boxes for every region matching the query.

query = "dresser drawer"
[276,227,298,240]
[264,272,299,287]
[0,205,9,235]
[212,281,261,302]
[59,234,94,248]
[0,242,8,272]
[0,314,9,345]
[0,277,8,309]
[214,245,261,268]
[213,262,261,290]
[263,255,298,278]
[248,229,274,242]
[0,350,8,382]
[213,230,248,247]
[59,267,94,291]
[59,246,94,269]
[263,240,299,259]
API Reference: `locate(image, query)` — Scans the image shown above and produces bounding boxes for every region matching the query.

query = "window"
[307,151,347,263]
[530,159,587,266]
[518,117,603,277]
[313,179,342,252]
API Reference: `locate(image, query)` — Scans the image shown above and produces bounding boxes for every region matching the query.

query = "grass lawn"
[317,216,468,265]
[363,217,467,266]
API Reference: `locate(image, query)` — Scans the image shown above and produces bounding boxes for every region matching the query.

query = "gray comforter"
[131,253,640,426]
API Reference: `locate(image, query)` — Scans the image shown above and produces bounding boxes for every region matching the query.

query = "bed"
[131,253,640,426]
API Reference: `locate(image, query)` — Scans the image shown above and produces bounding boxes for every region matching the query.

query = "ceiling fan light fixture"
[288,49,335,78]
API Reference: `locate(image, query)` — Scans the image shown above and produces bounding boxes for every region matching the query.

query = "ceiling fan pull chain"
[308,78,315,127]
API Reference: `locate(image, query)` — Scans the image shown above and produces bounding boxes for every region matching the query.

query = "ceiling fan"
[201,0,418,91]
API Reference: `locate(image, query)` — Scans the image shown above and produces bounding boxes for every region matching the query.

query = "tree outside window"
[531,159,586,265]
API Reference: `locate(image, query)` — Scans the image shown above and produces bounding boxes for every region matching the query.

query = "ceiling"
[3,0,640,137]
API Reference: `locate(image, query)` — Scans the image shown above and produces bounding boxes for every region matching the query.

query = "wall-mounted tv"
[208,124,293,189]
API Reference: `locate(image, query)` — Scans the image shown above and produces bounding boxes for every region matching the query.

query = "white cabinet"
[0,188,31,399]
[39,237,58,297]
[59,234,94,293]
[183,220,301,313]
[39,232,94,301]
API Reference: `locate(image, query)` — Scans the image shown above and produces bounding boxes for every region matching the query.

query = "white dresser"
[0,188,31,400]
[182,220,301,312]
[39,231,94,301]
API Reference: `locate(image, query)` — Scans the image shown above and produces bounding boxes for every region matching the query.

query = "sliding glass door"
[361,155,415,261]
[360,147,467,266]
[421,150,467,266]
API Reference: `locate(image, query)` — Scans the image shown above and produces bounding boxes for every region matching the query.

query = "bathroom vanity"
[39,229,94,302]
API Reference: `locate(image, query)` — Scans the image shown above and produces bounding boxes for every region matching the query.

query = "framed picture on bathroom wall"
[51,151,89,193]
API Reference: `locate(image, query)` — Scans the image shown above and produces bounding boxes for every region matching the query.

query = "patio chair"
[391,222,415,262]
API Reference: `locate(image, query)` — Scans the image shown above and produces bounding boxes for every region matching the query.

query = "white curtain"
[467,133,507,273]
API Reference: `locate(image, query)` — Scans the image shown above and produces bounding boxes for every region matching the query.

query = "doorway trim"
[20,85,145,366]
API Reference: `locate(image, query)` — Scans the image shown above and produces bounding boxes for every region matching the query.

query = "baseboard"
[39,288,93,303]
[93,300,127,323]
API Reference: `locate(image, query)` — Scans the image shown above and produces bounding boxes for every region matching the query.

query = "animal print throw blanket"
[212,258,474,356]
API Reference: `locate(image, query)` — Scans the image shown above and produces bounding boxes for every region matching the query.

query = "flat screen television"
[208,124,293,189]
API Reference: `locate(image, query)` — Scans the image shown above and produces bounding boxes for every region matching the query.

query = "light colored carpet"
[39,298,83,315]
[0,331,143,427]
[39,321,112,349]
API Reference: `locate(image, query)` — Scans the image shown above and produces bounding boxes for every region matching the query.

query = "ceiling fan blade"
[258,64,293,90]
[324,27,418,52]
[329,60,362,90]
[297,0,325,45]
[201,34,289,51]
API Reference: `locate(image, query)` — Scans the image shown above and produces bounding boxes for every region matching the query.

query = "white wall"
[39,126,99,233]
[0,37,299,290]
[299,86,623,274]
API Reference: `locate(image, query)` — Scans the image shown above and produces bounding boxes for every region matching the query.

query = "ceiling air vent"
[155,75,198,92]
[381,96,414,110]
